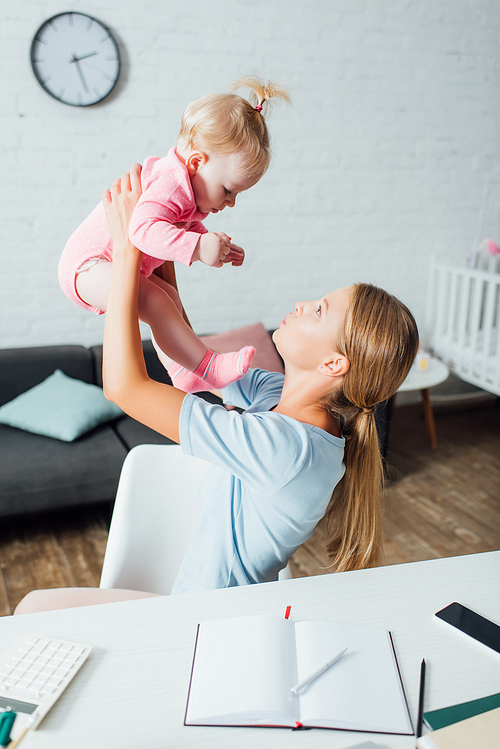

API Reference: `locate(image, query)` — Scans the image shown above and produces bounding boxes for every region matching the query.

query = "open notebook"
[185,615,413,734]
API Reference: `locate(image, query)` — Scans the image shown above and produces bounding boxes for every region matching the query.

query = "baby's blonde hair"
[178,76,290,180]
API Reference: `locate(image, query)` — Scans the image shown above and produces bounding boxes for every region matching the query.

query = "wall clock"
[30,12,121,107]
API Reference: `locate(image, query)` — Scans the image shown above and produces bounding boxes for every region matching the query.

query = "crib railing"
[427,257,500,396]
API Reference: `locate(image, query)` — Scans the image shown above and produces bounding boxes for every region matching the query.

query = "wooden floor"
[1,400,499,615]
[291,399,500,576]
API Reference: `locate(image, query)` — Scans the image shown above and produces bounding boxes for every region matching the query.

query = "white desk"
[0,551,498,749]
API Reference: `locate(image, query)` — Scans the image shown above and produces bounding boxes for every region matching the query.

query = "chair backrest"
[100,445,210,595]
[100,443,293,595]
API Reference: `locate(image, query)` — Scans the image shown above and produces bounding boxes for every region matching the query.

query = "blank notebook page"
[186,615,297,723]
[295,620,411,733]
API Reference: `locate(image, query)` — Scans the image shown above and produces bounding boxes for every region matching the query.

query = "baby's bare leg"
[148,273,184,315]
[142,275,182,370]
[137,275,208,370]
[76,262,254,389]
[76,262,182,312]
[76,262,207,370]
[140,281,255,390]
[76,261,113,312]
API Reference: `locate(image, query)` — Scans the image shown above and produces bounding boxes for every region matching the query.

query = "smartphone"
[435,602,500,654]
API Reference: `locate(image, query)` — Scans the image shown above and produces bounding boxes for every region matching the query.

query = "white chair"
[100,444,292,595]
[15,444,291,614]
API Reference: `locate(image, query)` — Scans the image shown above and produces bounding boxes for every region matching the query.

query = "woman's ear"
[319,353,350,379]
[186,150,208,175]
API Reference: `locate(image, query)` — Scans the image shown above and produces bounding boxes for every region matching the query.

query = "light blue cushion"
[0,369,123,442]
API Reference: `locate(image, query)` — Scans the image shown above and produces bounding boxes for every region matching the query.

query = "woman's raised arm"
[102,165,186,443]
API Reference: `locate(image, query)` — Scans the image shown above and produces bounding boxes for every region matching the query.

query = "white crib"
[426,254,500,397]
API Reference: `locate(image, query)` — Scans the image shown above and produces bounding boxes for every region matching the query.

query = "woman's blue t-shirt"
[171,369,345,594]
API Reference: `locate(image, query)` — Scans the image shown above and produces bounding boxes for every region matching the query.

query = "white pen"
[290,647,348,695]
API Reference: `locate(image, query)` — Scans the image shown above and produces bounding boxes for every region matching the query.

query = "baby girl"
[58,76,289,392]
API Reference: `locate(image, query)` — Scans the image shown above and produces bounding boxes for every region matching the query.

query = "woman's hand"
[102,164,142,250]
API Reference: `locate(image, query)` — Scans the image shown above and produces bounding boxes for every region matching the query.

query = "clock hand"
[70,55,89,93]
[73,52,98,62]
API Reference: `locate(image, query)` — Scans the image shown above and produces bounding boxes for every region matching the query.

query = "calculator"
[0,635,92,729]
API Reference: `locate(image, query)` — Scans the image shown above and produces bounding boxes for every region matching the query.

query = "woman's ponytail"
[322,284,419,572]
[324,408,384,571]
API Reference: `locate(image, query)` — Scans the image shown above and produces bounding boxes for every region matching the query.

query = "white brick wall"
[1,0,499,348]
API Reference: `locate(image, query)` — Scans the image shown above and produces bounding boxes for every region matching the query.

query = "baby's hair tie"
[254,103,263,112]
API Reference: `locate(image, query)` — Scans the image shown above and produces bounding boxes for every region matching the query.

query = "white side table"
[397,354,449,448]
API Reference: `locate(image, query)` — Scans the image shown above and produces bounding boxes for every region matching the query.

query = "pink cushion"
[200,323,284,374]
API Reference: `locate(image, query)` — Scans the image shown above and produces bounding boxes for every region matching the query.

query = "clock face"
[31,13,121,107]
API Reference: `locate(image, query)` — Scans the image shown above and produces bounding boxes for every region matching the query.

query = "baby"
[58,76,290,392]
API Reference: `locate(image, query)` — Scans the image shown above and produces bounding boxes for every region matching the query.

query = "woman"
[101,165,418,592]
[15,166,418,612]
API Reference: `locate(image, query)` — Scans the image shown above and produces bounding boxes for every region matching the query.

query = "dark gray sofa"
[0,337,391,520]
[0,341,182,519]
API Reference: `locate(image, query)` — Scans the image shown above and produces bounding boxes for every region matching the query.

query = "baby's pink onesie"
[58,148,208,315]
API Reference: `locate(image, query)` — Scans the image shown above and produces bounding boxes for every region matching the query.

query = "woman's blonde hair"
[323,283,419,572]
[178,76,290,180]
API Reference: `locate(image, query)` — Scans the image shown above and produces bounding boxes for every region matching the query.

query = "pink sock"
[167,363,211,393]
[167,347,255,393]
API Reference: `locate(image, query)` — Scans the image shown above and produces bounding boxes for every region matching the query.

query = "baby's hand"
[194,232,233,268]
[223,243,245,267]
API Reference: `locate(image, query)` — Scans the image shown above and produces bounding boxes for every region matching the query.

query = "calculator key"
[0,635,92,728]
